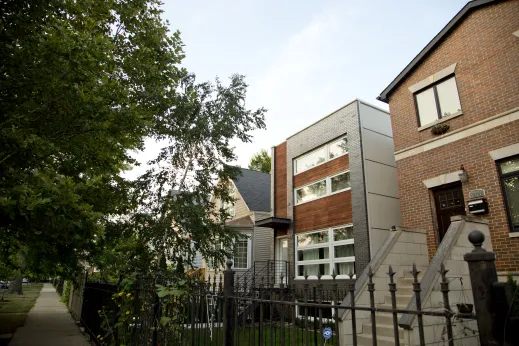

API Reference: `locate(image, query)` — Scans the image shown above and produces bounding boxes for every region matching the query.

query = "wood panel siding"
[294,154,349,188]
[274,142,288,218]
[294,190,352,233]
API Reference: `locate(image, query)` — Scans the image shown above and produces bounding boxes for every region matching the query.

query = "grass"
[171,325,338,345]
[0,284,43,335]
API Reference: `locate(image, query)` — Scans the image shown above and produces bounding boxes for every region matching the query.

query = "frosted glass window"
[415,76,462,126]
[436,77,462,117]
[416,88,438,126]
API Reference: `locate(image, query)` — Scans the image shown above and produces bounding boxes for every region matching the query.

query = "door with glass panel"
[276,237,289,285]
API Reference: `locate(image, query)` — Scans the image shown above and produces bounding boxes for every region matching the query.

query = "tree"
[248,149,271,173]
[0,0,185,278]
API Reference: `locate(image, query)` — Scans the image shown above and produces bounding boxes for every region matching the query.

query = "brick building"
[377,0,519,276]
[257,99,401,287]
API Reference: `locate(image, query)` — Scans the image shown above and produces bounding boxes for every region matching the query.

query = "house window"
[498,156,519,232]
[295,136,348,174]
[415,76,462,126]
[207,237,251,269]
[295,171,351,205]
[233,238,250,269]
[328,137,349,160]
[296,179,327,204]
[296,225,355,278]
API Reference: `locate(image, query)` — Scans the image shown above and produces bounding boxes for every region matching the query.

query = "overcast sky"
[124,0,468,178]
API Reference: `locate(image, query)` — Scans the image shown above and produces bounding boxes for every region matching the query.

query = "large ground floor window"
[295,225,355,279]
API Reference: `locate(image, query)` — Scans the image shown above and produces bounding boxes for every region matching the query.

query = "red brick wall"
[294,155,349,188]
[397,120,519,271]
[274,142,287,218]
[388,0,519,152]
[295,190,352,233]
[388,1,519,272]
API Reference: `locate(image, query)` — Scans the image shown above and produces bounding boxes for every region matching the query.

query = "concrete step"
[375,312,396,325]
[393,285,413,295]
[362,322,404,338]
[358,333,405,346]
[402,268,426,279]
[384,294,413,306]
[398,277,423,287]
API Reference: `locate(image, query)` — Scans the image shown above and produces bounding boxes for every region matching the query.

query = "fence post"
[464,230,500,346]
[224,260,235,346]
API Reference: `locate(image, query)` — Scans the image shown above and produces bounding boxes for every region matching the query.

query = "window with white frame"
[295,136,348,174]
[207,237,251,269]
[295,171,350,205]
[415,76,462,127]
[295,225,355,278]
[233,238,250,269]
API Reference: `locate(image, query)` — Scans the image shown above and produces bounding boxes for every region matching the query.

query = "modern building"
[258,99,401,287]
[377,0,519,277]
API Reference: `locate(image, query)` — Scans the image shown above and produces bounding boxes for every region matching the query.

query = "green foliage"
[507,275,519,314]
[248,149,272,173]
[61,280,72,304]
[0,0,181,278]
[1,0,265,285]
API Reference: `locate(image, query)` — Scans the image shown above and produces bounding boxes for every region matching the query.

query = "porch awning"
[255,217,291,229]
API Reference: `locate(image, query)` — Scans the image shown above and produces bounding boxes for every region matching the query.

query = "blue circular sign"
[323,327,333,340]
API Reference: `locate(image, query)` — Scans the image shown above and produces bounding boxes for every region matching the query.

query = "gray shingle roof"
[232,168,271,212]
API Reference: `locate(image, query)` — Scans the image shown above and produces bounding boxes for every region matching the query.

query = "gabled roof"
[377,0,502,103]
[232,168,271,212]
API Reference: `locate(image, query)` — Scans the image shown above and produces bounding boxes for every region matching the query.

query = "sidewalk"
[9,283,90,346]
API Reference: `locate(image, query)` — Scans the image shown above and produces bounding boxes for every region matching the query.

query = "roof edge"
[377,0,502,104]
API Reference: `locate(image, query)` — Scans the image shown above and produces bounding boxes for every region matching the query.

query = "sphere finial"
[468,230,485,252]
[226,259,233,269]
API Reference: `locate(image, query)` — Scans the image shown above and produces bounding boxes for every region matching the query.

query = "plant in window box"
[430,123,450,135]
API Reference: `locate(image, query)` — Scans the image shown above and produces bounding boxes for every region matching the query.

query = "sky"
[125,0,469,178]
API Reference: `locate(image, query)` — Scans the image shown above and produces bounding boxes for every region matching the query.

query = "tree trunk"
[9,272,23,295]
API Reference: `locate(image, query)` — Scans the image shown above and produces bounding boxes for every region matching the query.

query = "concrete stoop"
[339,216,491,346]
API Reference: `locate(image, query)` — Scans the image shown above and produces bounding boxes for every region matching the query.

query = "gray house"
[202,168,274,277]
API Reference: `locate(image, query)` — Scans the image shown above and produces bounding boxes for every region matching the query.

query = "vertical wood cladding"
[274,142,287,218]
[294,190,352,233]
[294,154,350,188]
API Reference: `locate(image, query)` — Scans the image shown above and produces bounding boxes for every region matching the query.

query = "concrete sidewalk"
[10,283,90,346]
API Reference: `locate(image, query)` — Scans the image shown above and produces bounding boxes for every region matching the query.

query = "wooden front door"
[433,183,466,242]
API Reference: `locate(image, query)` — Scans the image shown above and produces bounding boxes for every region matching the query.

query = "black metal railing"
[81,231,519,345]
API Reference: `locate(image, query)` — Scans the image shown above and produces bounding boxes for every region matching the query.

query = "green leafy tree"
[248,149,271,173]
[0,0,184,278]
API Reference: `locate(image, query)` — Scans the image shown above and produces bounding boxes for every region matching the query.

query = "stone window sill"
[509,232,519,238]
[418,111,463,132]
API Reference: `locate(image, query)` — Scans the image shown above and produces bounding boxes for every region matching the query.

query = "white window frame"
[205,233,251,270]
[295,225,355,280]
[294,170,351,206]
[414,75,462,127]
[233,236,252,270]
[294,136,348,175]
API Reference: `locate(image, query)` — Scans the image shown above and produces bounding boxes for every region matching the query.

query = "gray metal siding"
[253,226,274,263]
[285,100,371,276]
